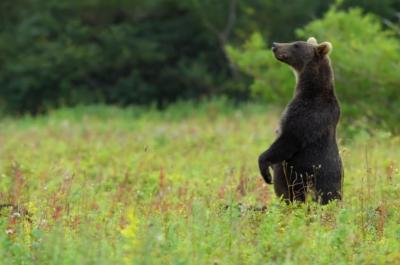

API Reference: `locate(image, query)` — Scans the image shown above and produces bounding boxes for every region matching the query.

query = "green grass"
[0,101,399,265]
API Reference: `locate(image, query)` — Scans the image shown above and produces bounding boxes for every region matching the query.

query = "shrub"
[228,8,400,133]
[226,33,293,104]
[299,8,400,133]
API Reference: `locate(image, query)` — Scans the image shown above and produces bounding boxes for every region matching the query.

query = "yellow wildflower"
[121,208,140,264]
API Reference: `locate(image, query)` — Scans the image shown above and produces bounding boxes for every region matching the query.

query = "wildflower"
[121,208,140,264]
[11,212,21,218]
[26,201,38,215]
[121,208,139,247]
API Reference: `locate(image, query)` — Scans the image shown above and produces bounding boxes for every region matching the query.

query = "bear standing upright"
[258,37,343,205]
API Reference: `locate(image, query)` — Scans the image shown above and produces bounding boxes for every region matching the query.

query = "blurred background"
[0,0,399,133]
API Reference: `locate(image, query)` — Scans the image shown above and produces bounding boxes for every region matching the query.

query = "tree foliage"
[0,0,399,128]
[0,0,233,113]
[228,8,400,132]
[0,0,337,113]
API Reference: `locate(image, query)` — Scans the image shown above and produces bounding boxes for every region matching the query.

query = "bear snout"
[271,42,289,61]
[272,42,277,51]
[276,53,288,61]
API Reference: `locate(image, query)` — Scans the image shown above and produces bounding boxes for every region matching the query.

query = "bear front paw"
[258,156,272,184]
[261,168,272,184]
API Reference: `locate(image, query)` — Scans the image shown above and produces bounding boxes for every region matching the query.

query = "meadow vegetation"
[0,101,399,265]
[1,1,399,264]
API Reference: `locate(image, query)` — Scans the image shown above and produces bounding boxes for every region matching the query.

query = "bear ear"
[307,37,318,45]
[317,42,332,56]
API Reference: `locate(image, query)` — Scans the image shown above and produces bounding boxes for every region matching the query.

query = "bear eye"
[294,43,300,48]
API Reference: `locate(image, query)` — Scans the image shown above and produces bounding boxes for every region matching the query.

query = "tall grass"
[0,101,399,265]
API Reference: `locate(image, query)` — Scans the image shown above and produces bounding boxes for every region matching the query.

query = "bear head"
[272,37,332,72]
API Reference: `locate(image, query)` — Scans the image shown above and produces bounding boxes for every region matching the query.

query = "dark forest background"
[0,0,399,132]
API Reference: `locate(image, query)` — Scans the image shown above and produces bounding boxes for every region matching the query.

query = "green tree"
[342,0,400,20]
[228,8,400,133]
[299,8,400,132]
[0,0,232,113]
[1,0,399,116]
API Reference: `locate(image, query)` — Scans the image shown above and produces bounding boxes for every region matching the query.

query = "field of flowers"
[0,101,399,265]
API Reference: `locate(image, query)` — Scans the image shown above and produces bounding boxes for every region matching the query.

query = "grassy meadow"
[0,101,399,265]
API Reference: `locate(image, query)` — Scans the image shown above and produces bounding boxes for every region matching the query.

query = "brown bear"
[258,37,343,205]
